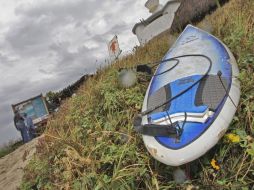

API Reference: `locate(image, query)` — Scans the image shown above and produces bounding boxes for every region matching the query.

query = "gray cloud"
[15,0,98,22]
[0,52,18,67]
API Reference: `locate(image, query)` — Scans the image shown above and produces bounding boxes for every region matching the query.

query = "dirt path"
[0,137,41,190]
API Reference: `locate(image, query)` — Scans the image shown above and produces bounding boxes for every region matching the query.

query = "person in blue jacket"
[24,113,36,139]
[13,111,30,143]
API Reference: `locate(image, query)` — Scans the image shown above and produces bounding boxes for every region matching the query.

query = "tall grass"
[21,0,253,189]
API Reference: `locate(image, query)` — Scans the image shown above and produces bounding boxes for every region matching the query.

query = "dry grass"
[170,0,229,33]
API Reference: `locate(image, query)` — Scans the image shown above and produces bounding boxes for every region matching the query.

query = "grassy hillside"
[21,0,254,189]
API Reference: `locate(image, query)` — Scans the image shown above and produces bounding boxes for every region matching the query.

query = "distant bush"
[46,75,92,112]
[0,140,23,158]
[170,0,229,33]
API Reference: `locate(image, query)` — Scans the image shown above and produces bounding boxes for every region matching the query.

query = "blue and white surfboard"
[141,25,240,166]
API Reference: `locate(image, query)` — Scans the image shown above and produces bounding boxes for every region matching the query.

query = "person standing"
[24,113,36,139]
[13,111,30,143]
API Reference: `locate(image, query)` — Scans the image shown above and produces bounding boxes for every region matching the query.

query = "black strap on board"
[133,115,178,137]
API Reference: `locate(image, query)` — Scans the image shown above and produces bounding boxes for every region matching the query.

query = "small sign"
[108,35,121,61]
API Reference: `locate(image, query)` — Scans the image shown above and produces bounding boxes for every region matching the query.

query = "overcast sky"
[0,0,169,146]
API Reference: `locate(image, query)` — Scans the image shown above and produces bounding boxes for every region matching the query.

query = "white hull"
[141,26,240,166]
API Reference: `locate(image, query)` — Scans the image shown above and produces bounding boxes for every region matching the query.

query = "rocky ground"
[0,137,40,190]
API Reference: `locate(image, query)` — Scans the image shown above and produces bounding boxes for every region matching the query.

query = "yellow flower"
[211,159,220,170]
[225,133,240,143]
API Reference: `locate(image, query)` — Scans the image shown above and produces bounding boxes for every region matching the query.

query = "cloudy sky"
[0,0,169,146]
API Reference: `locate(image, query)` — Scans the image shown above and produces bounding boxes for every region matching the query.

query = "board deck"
[141,25,240,166]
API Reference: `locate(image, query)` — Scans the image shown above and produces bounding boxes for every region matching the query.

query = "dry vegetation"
[170,0,229,33]
[21,0,254,189]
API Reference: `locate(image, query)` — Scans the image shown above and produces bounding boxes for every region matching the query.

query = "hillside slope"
[0,137,41,190]
[21,0,254,189]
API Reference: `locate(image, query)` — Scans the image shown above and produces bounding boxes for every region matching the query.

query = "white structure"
[132,0,181,45]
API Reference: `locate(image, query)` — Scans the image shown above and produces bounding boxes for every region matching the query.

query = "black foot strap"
[136,65,152,75]
[133,115,178,137]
